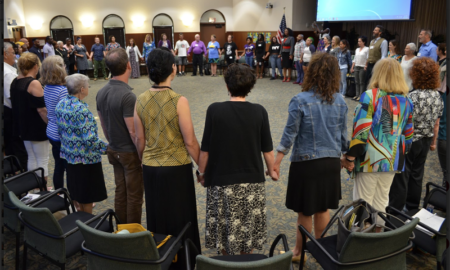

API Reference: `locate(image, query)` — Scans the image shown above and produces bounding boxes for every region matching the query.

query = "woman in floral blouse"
[343,58,414,230]
[388,39,402,63]
[143,34,155,75]
[55,73,108,213]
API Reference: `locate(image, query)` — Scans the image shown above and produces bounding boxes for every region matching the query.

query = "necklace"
[152,85,172,91]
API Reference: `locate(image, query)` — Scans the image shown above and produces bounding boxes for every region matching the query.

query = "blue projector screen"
[316,0,413,21]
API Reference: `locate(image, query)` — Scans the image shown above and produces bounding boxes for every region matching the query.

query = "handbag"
[336,199,378,252]
[345,76,356,97]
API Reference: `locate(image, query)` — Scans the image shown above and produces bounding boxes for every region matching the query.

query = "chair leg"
[23,244,27,270]
[15,233,20,270]
[437,261,441,270]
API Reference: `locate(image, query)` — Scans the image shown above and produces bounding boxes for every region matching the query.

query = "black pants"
[389,137,433,211]
[192,54,204,75]
[79,70,87,75]
[365,62,375,89]
[4,106,28,170]
[437,139,447,187]
[68,63,75,75]
[49,139,67,190]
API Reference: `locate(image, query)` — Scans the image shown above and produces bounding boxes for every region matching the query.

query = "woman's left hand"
[430,144,436,151]
[197,174,205,187]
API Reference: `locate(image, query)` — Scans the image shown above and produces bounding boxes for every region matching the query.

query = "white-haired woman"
[55,74,108,213]
[41,56,68,191]
[55,41,69,73]
[401,43,417,91]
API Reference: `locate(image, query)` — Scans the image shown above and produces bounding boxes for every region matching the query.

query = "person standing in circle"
[158,33,175,55]
[281,28,295,82]
[73,37,89,75]
[143,34,155,76]
[255,33,266,79]
[207,35,220,77]
[264,36,282,80]
[221,35,239,72]
[125,38,144,79]
[241,37,255,68]
[175,33,190,76]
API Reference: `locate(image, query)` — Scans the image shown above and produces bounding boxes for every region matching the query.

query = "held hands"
[197,174,205,187]
[350,68,354,73]
[340,155,355,172]
[265,169,278,181]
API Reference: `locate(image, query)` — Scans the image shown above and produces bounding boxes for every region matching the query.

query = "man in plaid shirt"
[293,34,306,85]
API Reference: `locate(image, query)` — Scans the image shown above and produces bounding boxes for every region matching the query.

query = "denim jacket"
[336,49,352,70]
[276,89,349,162]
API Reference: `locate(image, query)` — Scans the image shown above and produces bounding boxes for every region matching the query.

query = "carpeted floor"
[3,73,441,269]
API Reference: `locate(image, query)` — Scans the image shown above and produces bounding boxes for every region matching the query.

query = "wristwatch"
[196,169,205,176]
[346,157,355,163]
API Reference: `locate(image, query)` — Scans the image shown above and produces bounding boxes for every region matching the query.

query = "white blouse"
[353,46,369,67]
[303,46,312,63]
[401,55,417,91]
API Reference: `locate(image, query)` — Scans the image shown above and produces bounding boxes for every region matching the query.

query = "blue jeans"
[295,60,304,83]
[245,55,254,68]
[340,68,348,95]
[49,138,67,190]
[269,55,282,78]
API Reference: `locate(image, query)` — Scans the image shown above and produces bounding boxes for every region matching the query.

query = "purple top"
[244,44,255,57]
[188,40,207,55]
[158,40,172,49]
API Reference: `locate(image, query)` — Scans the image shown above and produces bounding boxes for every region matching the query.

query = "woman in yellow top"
[134,47,201,268]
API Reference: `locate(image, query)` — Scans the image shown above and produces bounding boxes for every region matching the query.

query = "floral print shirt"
[388,51,402,63]
[348,88,414,175]
[143,41,155,61]
[106,42,121,51]
[55,95,107,164]
[408,89,444,142]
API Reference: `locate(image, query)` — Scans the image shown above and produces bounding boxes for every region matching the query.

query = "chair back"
[3,155,23,178]
[8,191,67,263]
[4,169,44,196]
[77,221,161,270]
[196,251,292,270]
[338,218,419,270]
[424,186,446,212]
[3,184,21,232]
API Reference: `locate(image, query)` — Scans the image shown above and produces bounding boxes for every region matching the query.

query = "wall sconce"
[181,14,193,26]
[81,16,94,27]
[29,18,43,30]
[132,16,145,27]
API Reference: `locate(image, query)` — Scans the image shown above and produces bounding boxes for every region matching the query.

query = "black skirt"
[256,53,265,64]
[143,163,201,269]
[285,158,341,216]
[66,162,107,204]
[281,52,293,68]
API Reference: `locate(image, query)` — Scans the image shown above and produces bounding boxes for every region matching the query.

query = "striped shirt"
[44,85,68,141]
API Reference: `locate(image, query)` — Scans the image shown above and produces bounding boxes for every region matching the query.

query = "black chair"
[8,191,118,270]
[299,211,419,270]
[78,222,191,270]
[185,234,294,270]
[423,182,446,212]
[3,155,25,179]
[4,169,71,270]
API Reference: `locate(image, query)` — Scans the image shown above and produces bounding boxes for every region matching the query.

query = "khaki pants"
[107,147,144,224]
[353,171,396,226]
[93,59,107,79]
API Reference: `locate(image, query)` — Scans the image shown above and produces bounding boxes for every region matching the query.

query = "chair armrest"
[269,234,294,270]
[185,238,200,270]
[386,206,446,237]
[320,205,344,238]
[299,225,339,266]
[93,209,121,230]
[426,182,446,194]
[63,209,116,238]
[155,222,191,263]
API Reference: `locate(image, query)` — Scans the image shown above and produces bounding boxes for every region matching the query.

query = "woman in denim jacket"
[336,39,353,96]
[273,52,349,261]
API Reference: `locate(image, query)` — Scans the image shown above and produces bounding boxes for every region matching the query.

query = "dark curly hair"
[302,52,340,103]
[410,57,440,90]
[147,48,175,84]
[224,64,256,97]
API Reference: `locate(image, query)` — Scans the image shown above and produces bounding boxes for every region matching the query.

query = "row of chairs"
[3,155,446,269]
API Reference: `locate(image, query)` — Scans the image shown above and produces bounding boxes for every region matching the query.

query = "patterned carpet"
[3,72,440,269]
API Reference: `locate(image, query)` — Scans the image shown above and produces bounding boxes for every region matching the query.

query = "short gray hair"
[323,34,331,41]
[4,42,13,53]
[420,29,432,38]
[65,74,89,95]
[406,43,417,52]
[57,41,63,45]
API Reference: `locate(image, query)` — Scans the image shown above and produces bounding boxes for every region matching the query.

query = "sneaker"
[270,77,276,80]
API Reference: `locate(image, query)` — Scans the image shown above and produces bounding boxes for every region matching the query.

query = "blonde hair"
[332,36,340,48]
[39,56,67,85]
[17,52,41,76]
[369,58,409,95]
[145,34,152,42]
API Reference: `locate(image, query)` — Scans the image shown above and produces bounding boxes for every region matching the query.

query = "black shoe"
[200,74,204,76]
[280,76,284,80]
[182,72,186,76]
[191,74,197,76]
[270,77,276,80]
[177,73,181,77]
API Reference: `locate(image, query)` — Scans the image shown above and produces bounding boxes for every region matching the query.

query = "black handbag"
[336,199,378,252]
[204,63,211,76]
[345,76,356,97]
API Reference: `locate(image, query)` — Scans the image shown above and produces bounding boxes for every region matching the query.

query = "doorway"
[152,14,174,49]
[50,16,74,44]
[200,10,226,46]
[103,14,126,47]
[11,27,25,42]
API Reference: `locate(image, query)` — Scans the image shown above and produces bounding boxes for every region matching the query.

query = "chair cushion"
[306,235,339,270]
[210,254,268,262]
[391,209,437,255]
[35,191,67,213]
[59,211,112,258]
[154,233,182,270]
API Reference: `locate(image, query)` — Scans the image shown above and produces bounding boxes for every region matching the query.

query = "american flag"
[277,14,286,43]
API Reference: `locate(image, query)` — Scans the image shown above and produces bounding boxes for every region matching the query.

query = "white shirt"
[175,40,190,57]
[4,62,18,108]
[401,55,417,91]
[353,46,369,67]
[43,43,55,58]
[303,46,312,62]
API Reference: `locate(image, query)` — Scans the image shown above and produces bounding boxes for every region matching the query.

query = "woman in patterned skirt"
[73,37,89,75]
[197,63,278,255]
[125,38,143,79]
[143,34,155,75]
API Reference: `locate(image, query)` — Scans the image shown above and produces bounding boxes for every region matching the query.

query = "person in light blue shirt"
[207,35,220,77]
[418,29,438,61]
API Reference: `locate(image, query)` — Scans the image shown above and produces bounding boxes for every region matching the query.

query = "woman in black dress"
[255,33,266,79]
